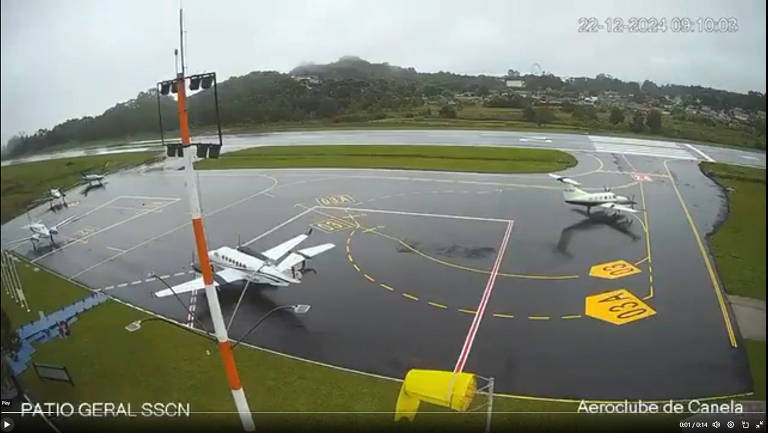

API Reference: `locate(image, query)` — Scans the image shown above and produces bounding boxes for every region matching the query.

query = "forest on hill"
[3,56,765,156]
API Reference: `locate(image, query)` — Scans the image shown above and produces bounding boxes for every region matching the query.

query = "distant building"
[291,75,321,88]
[505,79,525,89]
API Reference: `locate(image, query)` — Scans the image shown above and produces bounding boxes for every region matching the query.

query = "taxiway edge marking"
[664,160,737,348]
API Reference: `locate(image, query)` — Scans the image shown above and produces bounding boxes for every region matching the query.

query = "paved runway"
[3,129,765,168]
[0,135,756,400]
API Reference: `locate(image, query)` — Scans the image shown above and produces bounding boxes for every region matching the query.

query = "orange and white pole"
[175,9,255,431]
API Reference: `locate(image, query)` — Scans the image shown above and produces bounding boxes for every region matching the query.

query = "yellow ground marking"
[585,288,656,325]
[664,160,737,348]
[379,283,395,292]
[315,193,359,206]
[642,285,655,300]
[639,179,655,299]
[347,254,353,263]
[428,302,448,309]
[589,260,641,280]
[370,229,579,280]
[311,217,355,233]
[352,264,361,272]
[492,313,515,319]
[634,257,649,266]
[345,245,350,254]
[458,308,477,315]
[362,225,384,233]
[528,316,551,320]
[363,274,376,282]
[560,314,582,320]
[402,293,419,301]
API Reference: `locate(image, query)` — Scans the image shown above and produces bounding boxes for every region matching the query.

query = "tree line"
[3,57,765,156]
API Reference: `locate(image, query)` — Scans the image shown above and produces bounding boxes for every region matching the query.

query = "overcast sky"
[1,0,765,146]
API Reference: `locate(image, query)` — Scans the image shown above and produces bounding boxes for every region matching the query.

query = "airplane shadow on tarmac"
[555,208,640,257]
[214,281,310,331]
[80,182,107,197]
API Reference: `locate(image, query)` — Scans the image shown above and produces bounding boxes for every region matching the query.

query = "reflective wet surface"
[0,149,753,399]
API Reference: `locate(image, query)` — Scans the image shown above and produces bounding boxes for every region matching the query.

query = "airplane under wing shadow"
[210,280,310,331]
[556,209,639,256]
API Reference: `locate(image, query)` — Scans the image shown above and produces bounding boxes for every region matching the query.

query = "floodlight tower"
[165,8,255,432]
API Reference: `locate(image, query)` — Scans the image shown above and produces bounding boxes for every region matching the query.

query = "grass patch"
[196,145,577,174]
[0,152,161,223]
[12,264,678,432]
[744,340,766,400]
[0,258,88,329]
[700,162,766,300]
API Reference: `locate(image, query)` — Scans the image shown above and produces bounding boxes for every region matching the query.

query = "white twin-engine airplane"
[154,230,335,298]
[548,173,639,215]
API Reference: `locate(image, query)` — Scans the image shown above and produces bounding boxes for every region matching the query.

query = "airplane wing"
[599,203,639,213]
[154,268,248,297]
[548,173,581,186]
[275,243,335,272]
[261,234,308,262]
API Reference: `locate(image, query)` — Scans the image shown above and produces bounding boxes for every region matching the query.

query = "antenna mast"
[179,8,186,76]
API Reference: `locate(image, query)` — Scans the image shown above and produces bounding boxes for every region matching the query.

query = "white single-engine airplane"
[18,214,80,250]
[548,173,639,216]
[81,162,109,185]
[81,171,106,186]
[32,188,68,210]
[154,230,335,297]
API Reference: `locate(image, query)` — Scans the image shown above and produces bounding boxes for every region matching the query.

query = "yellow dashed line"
[643,285,655,300]
[428,302,448,309]
[528,315,551,320]
[347,254,353,263]
[363,274,375,282]
[402,293,419,301]
[346,245,350,253]
[352,264,360,272]
[560,314,582,320]
[458,308,477,315]
[379,283,395,292]
[493,313,515,319]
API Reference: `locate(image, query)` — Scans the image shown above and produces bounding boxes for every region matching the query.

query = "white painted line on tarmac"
[317,206,511,224]
[31,199,180,263]
[454,220,514,373]
[242,206,317,247]
[682,143,715,162]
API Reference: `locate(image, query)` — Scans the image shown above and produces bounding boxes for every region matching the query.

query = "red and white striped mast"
[173,8,255,431]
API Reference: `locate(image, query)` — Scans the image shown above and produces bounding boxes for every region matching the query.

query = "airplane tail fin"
[562,186,587,201]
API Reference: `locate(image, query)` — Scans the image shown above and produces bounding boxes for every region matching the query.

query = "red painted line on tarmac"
[453,220,514,373]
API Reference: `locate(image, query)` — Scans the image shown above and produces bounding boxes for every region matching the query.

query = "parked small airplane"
[81,162,109,186]
[548,173,639,215]
[18,214,80,251]
[154,229,335,297]
[32,188,68,210]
